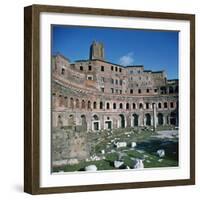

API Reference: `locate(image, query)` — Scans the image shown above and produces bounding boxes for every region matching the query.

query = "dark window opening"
[100,102,103,109]
[106,102,110,109]
[61,68,65,75]
[93,101,97,109]
[126,103,129,110]
[88,101,91,109]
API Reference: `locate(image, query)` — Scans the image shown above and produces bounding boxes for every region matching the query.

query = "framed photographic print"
[24,4,195,194]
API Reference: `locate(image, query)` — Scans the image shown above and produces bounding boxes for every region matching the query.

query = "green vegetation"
[53,127,178,172]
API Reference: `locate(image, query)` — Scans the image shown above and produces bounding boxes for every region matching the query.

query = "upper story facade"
[52,41,178,97]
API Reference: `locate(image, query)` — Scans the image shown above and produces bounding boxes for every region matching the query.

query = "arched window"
[100,101,103,109]
[126,103,129,110]
[130,89,133,94]
[146,103,149,109]
[139,103,143,109]
[64,96,68,107]
[81,100,85,109]
[88,101,91,109]
[57,115,63,127]
[113,103,116,109]
[158,102,162,109]
[75,99,79,108]
[119,103,123,109]
[70,97,74,108]
[132,103,136,109]
[164,102,168,108]
[93,101,97,109]
[59,95,63,106]
[170,102,174,108]
[138,89,141,94]
[93,115,99,120]
[106,102,110,109]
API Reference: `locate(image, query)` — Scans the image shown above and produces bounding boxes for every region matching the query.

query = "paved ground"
[153,130,178,139]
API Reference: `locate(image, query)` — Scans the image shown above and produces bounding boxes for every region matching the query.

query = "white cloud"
[119,52,134,66]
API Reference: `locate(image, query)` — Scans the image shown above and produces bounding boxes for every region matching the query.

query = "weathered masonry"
[52,41,179,132]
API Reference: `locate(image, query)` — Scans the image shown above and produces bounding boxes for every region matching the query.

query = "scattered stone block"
[131,142,137,148]
[114,161,124,168]
[115,142,127,148]
[133,159,144,169]
[85,165,97,171]
[157,149,165,157]
[101,149,105,154]
[67,158,79,165]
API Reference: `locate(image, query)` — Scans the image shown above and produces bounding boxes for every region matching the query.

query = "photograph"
[51,25,179,173]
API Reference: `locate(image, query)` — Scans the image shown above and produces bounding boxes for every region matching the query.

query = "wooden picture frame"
[24,4,195,194]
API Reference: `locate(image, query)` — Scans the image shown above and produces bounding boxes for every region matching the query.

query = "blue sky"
[52,25,178,79]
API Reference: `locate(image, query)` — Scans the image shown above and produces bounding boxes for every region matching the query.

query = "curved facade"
[52,41,178,132]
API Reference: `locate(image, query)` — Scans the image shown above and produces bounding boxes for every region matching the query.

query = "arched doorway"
[157,113,163,125]
[132,114,139,126]
[170,112,176,125]
[57,115,63,128]
[145,113,151,126]
[92,115,100,131]
[68,115,75,126]
[81,115,87,131]
[119,114,125,128]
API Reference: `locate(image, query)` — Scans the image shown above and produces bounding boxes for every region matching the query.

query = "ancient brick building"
[52,41,178,133]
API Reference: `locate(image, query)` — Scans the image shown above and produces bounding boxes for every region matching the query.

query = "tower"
[89,41,104,60]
